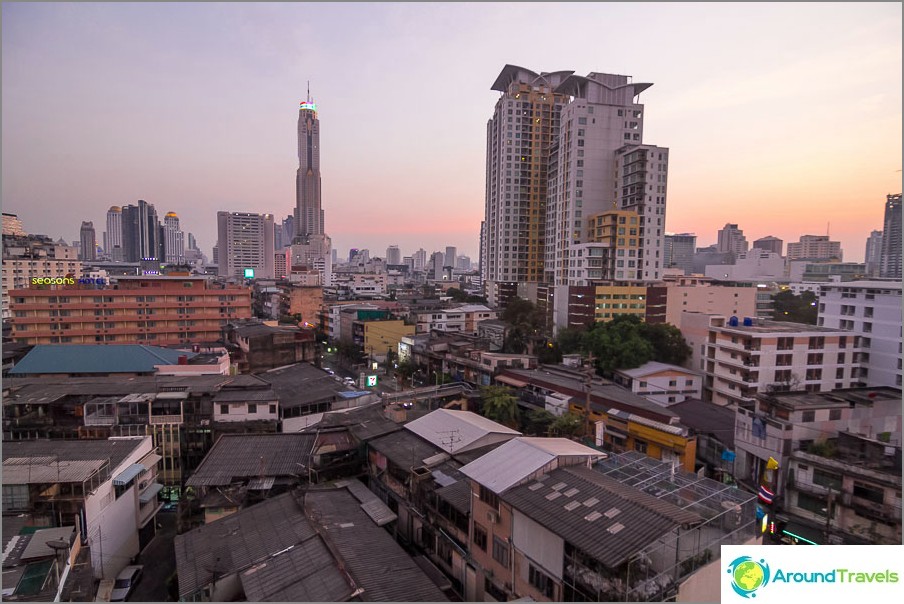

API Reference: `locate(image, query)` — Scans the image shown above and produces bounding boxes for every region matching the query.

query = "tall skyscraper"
[444,246,457,269]
[429,251,444,280]
[865,229,883,277]
[546,72,660,285]
[79,221,97,261]
[295,90,323,239]
[386,245,402,265]
[880,193,901,279]
[188,232,198,251]
[716,224,748,257]
[752,236,783,256]
[104,206,123,261]
[664,233,697,275]
[217,211,275,279]
[3,213,26,236]
[163,212,185,264]
[121,200,162,263]
[482,66,570,288]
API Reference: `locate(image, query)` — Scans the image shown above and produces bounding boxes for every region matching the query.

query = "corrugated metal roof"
[239,537,354,602]
[19,527,74,561]
[113,463,145,486]
[459,438,603,495]
[174,492,320,599]
[502,466,702,570]
[404,409,520,454]
[616,361,701,379]
[138,483,163,503]
[185,433,315,487]
[305,487,449,601]
[3,438,145,482]
[2,459,106,484]
[9,345,197,375]
[247,477,275,491]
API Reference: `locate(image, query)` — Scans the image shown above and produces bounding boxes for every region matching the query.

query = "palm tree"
[481,385,520,429]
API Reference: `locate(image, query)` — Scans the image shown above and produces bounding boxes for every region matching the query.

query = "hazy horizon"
[2,2,901,262]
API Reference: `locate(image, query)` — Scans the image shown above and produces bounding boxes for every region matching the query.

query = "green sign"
[243,268,255,278]
[366,375,378,387]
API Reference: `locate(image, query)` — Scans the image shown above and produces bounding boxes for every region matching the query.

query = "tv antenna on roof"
[438,429,462,453]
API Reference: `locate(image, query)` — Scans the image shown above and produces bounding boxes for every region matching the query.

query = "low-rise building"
[785,431,901,545]
[2,437,161,580]
[612,361,703,406]
[681,313,864,407]
[222,321,316,373]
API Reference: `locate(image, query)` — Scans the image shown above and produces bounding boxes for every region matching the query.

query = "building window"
[479,485,499,510]
[801,410,815,422]
[473,523,488,552]
[634,440,648,454]
[853,482,884,505]
[248,404,257,414]
[492,536,509,567]
[812,468,842,491]
[796,492,828,516]
[529,564,555,598]
[269,404,277,415]
[220,404,229,415]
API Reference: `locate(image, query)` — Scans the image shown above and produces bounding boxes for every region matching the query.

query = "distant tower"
[121,200,162,262]
[188,232,198,251]
[79,221,97,261]
[864,230,883,277]
[105,206,123,261]
[386,245,402,265]
[880,194,902,279]
[445,246,457,268]
[413,248,427,272]
[295,86,323,239]
[217,211,275,279]
[717,224,749,257]
[752,236,783,256]
[163,212,185,264]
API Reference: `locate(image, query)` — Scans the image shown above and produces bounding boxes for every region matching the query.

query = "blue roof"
[113,463,146,486]
[10,345,198,375]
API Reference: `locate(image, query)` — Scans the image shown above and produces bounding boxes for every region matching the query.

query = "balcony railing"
[149,414,183,425]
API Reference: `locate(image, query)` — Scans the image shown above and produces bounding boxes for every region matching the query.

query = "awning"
[113,464,146,486]
[496,375,528,388]
[139,453,162,469]
[139,483,164,504]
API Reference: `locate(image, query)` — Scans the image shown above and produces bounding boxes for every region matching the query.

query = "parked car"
[110,565,143,602]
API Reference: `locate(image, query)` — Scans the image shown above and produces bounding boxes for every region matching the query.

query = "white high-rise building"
[104,206,123,261]
[163,212,185,264]
[545,72,657,285]
[787,235,843,261]
[386,245,402,265]
[413,248,427,272]
[216,211,275,279]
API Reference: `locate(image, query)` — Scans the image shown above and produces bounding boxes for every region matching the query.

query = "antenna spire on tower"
[307,80,311,103]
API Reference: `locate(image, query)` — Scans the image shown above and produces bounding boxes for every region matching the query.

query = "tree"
[640,322,692,365]
[550,412,584,438]
[772,290,818,324]
[480,385,520,428]
[501,297,547,354]
[395,360,418,388]
[555,327,587,355]
[522,408,555,436]
[583,315,654,375]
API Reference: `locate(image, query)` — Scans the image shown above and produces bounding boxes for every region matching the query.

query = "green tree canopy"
[550,412,584,438]
[772,290,818,324]
[522,408,555,436]
[480,385,520,428]
[639,322,692,365]
[583,315,654,375]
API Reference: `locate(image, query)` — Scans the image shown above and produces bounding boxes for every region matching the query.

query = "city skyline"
[2,3,901,260]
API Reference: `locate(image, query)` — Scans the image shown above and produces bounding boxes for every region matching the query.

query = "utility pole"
[582,352,597,441]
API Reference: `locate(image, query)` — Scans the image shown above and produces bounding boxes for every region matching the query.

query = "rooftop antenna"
[307,80,311,104]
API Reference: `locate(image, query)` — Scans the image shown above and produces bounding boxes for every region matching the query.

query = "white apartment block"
[817,280,902,388]
[787,235,843,261]
[681,313,863,407]
[662,277,760,328]
[613,361,703,406]
[414,304,497,335]
[704,249,785,281]
[545,74,652,286]
[216,211,275,279]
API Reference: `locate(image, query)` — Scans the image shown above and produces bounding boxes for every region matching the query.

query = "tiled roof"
[185,433,315,487]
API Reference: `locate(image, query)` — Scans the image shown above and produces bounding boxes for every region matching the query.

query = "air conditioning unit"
[486,510,500,524]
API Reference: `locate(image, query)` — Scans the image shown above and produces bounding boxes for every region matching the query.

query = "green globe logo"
[727,556,771,598]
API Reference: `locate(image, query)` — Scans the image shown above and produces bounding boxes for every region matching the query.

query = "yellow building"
[593,283,647,322]
[362,320,415,359]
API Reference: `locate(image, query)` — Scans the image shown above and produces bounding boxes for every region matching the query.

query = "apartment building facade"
[7,276,251,345]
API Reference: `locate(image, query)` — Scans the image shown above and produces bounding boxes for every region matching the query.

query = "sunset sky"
[2,2,901,261]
